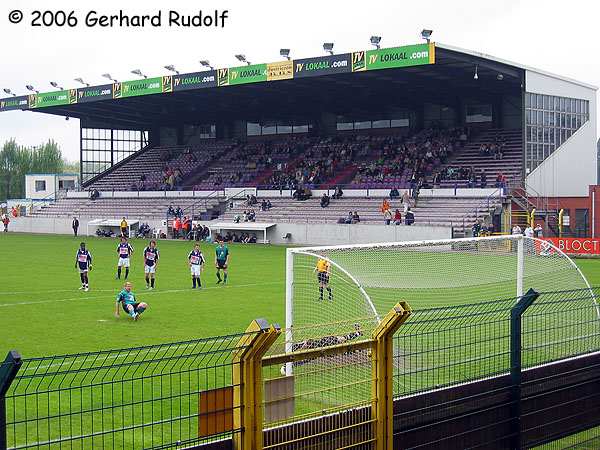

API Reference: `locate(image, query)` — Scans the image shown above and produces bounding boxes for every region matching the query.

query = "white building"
[25,173,79,200]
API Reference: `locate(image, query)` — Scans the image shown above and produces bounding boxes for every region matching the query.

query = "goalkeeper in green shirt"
[115,282,148,321]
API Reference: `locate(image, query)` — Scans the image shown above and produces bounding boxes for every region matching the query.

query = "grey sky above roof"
[0,0,597,161]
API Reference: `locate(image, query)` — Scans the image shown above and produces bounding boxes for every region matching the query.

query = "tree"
[0,139,68,201]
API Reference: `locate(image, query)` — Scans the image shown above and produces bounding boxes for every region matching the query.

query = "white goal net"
[285,235,595,331]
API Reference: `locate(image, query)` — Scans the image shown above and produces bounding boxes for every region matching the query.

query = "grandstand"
[1,42,596,239]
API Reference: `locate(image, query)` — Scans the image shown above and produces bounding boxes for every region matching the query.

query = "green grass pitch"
[1,232,599,449]
[1,232,600,357]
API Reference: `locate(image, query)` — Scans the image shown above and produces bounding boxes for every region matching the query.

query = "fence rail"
[2,288,600,449]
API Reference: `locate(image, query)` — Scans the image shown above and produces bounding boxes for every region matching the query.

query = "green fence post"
[0,351,22,450]
[510,288,539,450]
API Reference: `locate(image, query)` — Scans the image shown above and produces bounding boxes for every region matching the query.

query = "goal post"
[285,235,596,336]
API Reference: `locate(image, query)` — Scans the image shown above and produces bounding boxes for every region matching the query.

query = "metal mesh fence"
[4,332,255,450]
[262,318,376,450]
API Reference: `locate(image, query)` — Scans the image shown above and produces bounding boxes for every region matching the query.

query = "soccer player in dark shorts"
[143,240,160,289]
[114,282,148,321]
[314,257,333,301]
[116,236,134,280]
[215,239,229,284]
[75,242,92,291]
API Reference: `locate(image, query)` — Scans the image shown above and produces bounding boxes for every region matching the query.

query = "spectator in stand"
[167,205,175,218]
[380,199,390,214]
[173,217,182,239]
[480,170,487,188]
[352,211,360,224]
[266,200,272,210]
[393,209,402,225]
[472,219,482,237]
[495,172,505,188]
[90,189,100,200]
[344,211,353,224]
[261,199,268,211]
[383,208,392,225]
[524,224,534,238]
[389,188,399,199]
[175,206,183,218]
[405,208,415,226]
[402,191,411,214]
[467,171,477,188]
[320,193,330,208]
[332,186,344,199]
[247,210,256,222]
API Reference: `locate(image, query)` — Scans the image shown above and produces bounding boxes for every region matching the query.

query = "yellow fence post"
[232,319,281,450]
[372,302,412,450]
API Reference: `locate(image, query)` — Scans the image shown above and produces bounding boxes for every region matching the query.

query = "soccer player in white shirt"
[116,236,134,280]
[188,243,205,289]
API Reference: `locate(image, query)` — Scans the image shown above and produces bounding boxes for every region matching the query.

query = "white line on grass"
[0,281,284,308]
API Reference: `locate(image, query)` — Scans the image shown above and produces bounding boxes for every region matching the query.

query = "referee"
[314,257,333,301]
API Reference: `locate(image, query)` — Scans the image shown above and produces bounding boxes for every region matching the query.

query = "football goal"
[285,235,596,333]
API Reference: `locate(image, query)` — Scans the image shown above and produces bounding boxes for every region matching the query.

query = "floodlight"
[370,36,381,49]
[235,54,251,65]
[102,73,118,83]
[25,85,39,94]
[50,81,64,90]
[323,42,334,55]
[199,60,214,70]
[3,88,16,97]
[164,65,180,75]
[131,69,148,79]
[474,65,479,80]
[74,77,90,87]
[280,49,291,60]
[421,29,433,42]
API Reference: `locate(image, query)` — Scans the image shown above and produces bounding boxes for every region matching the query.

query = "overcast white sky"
[0,0,598,161]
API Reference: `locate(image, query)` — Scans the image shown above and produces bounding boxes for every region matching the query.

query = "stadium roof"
[2,42,588,129]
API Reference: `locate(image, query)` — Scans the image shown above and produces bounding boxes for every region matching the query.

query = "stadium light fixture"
[3,88,16,97]
[131,69,148,79]
[74,77,90,87]
[474,65,479,80]
[102,73,118,83]
[25,85,39,94]
[280,49,291,60]
[421,29,433,43]
[199,60,214,70]
[164,65,180,75]
[370,36,381,49]
[50,81,64,90]
[323,42,334,55]
[235,54,251,65]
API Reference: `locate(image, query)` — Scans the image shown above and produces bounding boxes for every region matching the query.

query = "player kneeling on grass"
[188,243,205,289]
[75,242,92,291]
[115,282,147,321]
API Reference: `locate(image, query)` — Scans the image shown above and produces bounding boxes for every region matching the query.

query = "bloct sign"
[544,238,600,255]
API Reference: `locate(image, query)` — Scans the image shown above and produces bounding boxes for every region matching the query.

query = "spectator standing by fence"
[120,217,128,238]
[2,213,9,232]
[72,217,79,237]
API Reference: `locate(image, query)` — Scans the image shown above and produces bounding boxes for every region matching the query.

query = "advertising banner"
[294,54,352,78]
[544,238,600,255]
[228,64,268,85]
[366,43,434,70]
[217,68,229,87]
[174,71,218,91]
[0,96,29,111]
[351,51,366,72]
[77,84,114,103]
[31,90,70,108]
[120,77,163,98]
[267,61,294,81]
